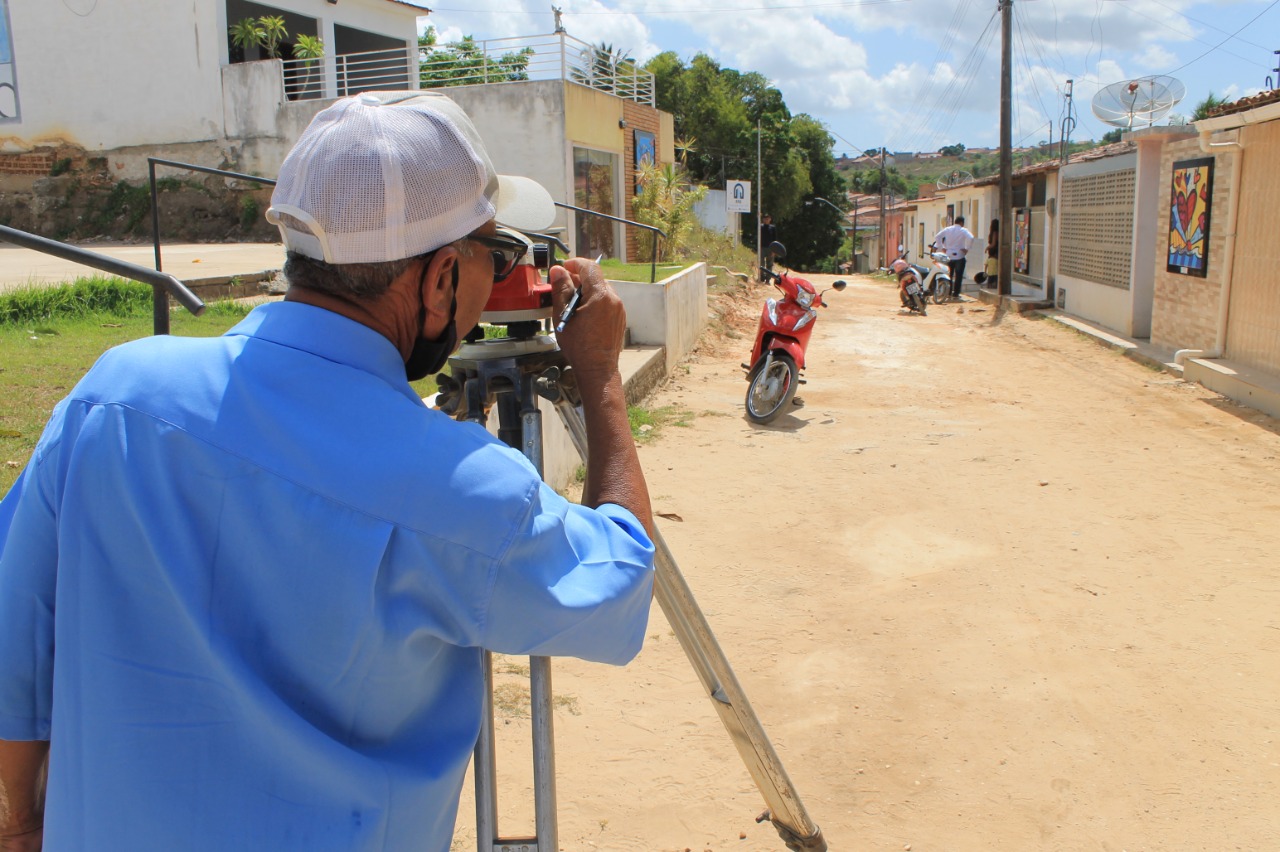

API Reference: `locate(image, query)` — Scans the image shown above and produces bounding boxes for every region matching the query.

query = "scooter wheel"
[745,352,799,424]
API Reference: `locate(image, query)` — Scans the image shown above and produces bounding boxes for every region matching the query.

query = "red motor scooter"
[742,242,846,424]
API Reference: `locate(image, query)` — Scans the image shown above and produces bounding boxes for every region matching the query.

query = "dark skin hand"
[0,739,47,852]
[548,258,654,538]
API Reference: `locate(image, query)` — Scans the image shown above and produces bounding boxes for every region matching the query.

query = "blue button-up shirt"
[0,301,655,851]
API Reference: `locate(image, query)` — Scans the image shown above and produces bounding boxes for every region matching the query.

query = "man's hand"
[549,258,626,382]
[548,258,653,535]
[0,740,48,852]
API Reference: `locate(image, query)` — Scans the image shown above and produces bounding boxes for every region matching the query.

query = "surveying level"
[433,238,827,852]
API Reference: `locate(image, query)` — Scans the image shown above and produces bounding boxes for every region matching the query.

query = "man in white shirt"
[935,216,974,299]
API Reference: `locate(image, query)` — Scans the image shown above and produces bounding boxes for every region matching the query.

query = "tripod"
[437,337,826,852]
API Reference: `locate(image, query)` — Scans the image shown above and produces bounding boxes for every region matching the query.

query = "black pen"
[555,254,602,333]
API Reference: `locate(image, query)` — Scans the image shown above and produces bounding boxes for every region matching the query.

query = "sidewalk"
[1036,310,1182,375]
[0,241,287,293]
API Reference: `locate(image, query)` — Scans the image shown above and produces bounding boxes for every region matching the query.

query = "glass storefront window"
[573,147,616,259]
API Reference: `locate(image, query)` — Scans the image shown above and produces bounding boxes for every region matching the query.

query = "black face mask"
[404,263,459,382]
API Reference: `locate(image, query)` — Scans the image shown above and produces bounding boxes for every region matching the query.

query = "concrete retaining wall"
[611,262,708,374]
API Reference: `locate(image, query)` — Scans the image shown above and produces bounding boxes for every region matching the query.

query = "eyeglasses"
[467,232,528,283]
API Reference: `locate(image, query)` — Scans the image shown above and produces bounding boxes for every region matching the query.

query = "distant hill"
[837,142,1105,199]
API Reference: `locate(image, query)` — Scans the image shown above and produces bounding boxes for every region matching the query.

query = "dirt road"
[454,273,1280,851]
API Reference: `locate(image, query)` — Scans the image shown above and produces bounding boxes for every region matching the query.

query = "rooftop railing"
[417,32,654,105]
[279,33,655,105]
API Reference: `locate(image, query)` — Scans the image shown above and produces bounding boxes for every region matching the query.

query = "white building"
[2,0,426,163]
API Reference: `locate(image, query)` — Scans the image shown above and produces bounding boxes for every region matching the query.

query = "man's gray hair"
[283,239,474,300]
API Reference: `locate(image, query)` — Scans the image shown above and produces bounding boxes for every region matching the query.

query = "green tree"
[418,27,533,87]
[258,15,287,59]
[571,43,639,94]
[632,161,709,260]
[939,143,966,156]
[229,18,264,59]
[782,115,846,270]
[1101,128,1123,144]
[1192,92,1228,121]
[644,50,838,263]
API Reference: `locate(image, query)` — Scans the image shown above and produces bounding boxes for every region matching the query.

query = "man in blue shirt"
[0,92,656,851]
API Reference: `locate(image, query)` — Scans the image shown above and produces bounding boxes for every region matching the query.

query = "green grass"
[0,276,457,493]
[627,403,694,443]
[598,258,687,283]
[0,283,258,491]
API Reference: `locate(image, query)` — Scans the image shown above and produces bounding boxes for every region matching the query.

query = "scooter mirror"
[897,244,905,252]
[767,241,786,260]
[831,280,848,291]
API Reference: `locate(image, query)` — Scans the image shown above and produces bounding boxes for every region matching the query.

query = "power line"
[1161,0,1280,77]
[429,0,910,14]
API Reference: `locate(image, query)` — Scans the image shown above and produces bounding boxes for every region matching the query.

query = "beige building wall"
[1223,119,1280,372]
[1150,136,1239,353]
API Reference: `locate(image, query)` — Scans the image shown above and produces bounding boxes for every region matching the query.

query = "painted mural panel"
[0,0,18,123]
[1014,208,1031,274]
[1167,157,1214,278]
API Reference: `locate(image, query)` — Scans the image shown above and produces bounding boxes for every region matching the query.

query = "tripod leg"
[473,366,560,852]
[553,399,826,851]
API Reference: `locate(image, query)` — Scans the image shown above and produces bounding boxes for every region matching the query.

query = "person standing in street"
[0,92,656,852]
[935,216,974,299]
[760,213,778,271]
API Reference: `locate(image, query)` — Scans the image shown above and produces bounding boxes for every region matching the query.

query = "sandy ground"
[451,273,1280,851]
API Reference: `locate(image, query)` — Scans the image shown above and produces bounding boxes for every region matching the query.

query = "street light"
[804,196,844,216]
[806,197,851,270]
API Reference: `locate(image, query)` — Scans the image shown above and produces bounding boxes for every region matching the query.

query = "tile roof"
[969,140,1136,186]
[1207,88,1280,119]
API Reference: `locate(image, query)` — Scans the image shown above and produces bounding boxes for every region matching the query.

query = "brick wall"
[1150,137,1237,352]
[621,100,663,263]
[0,152,55,176]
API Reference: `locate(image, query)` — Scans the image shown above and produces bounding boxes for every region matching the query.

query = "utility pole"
[756,119,762,273]
[998,0,1013,298]
[1060,79,1075,164]
[879,148,888,269]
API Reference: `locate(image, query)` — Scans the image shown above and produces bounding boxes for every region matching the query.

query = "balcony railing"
[282,45,414,101]
[278,33,655,106]
[415,32,654,105]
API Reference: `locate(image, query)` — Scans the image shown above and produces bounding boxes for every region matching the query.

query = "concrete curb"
[1036,310,1183,376]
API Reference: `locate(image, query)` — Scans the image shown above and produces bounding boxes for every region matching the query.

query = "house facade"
[1152,94,1280,415]
[0,0,673,263]
[2,0,424,159]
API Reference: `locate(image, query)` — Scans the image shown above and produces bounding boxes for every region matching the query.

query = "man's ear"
[420,247,460,335]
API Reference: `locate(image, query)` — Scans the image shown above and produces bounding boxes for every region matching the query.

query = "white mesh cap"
[267,92,555,264]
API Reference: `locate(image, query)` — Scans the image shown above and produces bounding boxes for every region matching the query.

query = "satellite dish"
[937,170,975,189]
[1092,76,1187,129]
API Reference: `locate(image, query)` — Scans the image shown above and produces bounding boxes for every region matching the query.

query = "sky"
[414,0,1280,159]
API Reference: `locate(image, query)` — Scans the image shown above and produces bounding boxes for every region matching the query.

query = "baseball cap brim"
[492,174,555,233]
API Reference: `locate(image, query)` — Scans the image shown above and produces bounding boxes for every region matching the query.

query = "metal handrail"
[147,158,276,333]
[554,202,666,282]
[0,224,205,332]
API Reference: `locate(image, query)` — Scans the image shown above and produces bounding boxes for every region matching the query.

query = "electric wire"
[1160,0,1280,77]
[890,0,979,153]
[1014,12,1054,135]
[889,8,1000,154]
[1140,0,1271,52]
[429,0,910,14]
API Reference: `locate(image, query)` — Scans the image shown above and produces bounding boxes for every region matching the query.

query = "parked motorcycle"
[742,242,847,424]
[891,245,950,314]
